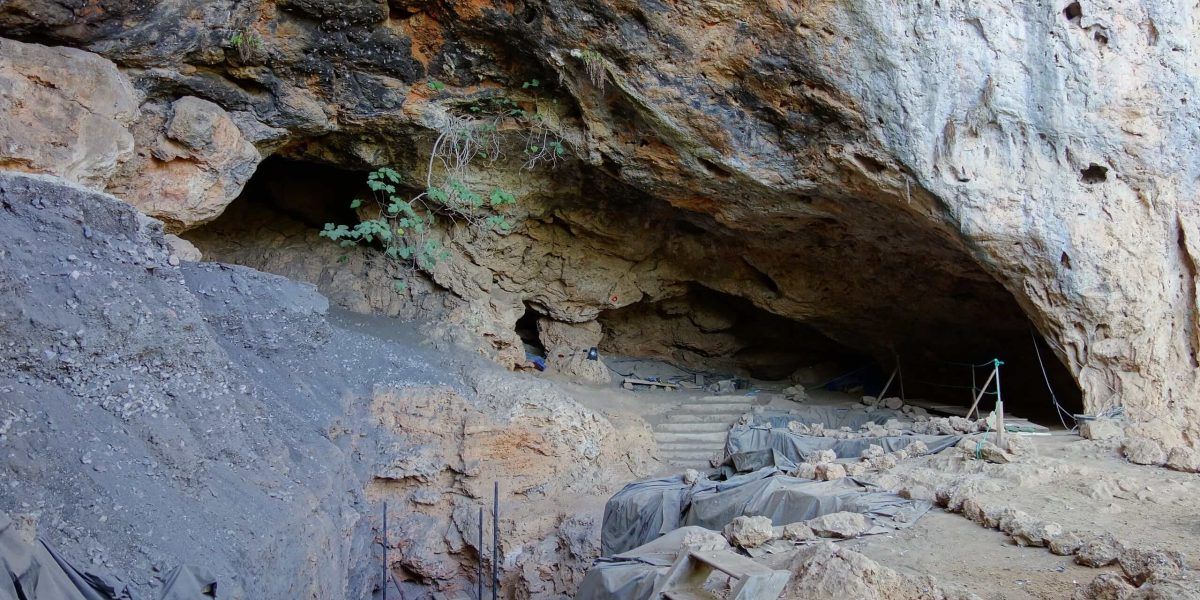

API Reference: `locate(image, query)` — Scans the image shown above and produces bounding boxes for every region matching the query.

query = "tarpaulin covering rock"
[726,424,959,462]
[578,527,728,600]
[0,513,224,600]
[681,470,930,533]
[601,468,931,556]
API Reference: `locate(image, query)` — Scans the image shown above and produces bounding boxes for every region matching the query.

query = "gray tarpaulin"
[744,406,903,430]
[726,425,960,463]
[682,471,930,532]
[1,513,225,600]
[579,527,729,600]
[601,474,720,556]
[601,468,931,556]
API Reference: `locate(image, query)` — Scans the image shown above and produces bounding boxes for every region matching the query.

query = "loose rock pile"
[923,475,1192,597]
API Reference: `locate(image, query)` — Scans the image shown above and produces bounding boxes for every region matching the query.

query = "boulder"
[815,462,846,481]
[1048,530,1085,557]
[723,515,777,549]
[1076,533,1124,568]
[778,522,815,541]
[1164,447,1200,473]
[1123,437,1167,466]
[165,234,203,262]
[1080,418,1125,441]
[807,512,872,539]
[111,96,261,232]
[1117,547,1185,586]
[791,463,817,479]
[0,39,138,188]
[813,449,838,464]
[546,351,612,385]
[1076,573,1136,600]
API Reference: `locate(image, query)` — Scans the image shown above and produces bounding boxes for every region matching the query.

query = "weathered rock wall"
[0,171,656,598]
[1,1,1197,443]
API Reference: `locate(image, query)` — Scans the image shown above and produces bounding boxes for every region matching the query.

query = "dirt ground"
[848,510,1119,599]
[549,371,1200,598]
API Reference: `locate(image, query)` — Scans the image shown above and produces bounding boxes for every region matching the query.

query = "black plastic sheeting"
[1,513,225,600]
[601,468,931,556]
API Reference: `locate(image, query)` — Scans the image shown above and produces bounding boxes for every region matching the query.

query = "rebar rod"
[492,481,499,600]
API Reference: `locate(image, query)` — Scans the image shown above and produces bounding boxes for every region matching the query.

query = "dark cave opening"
[184,155,371,264]
[598,283,1082,426]
[552,171,1085,427]
[224,155,369,228]
[515,304,546,357]
[598,286,871,384]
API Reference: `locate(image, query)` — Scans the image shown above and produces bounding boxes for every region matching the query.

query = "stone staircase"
[652,395,755,469]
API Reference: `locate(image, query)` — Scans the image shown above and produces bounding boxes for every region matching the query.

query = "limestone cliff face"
[1,1,1197,445]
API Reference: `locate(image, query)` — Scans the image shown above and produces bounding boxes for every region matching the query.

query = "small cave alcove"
[184,155,370,259]
[515,303,546,357]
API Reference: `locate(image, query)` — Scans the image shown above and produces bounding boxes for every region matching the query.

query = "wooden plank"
[623,377,679,390]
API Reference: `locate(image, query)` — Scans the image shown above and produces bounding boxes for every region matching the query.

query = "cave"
[201,155,368,231]
[188,152,1083,429]
[515,303,546,357]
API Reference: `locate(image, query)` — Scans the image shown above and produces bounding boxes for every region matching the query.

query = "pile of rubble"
[786,441,933,481]
[722,512,877,552]
[776,414,986,440]
[925,480,1192,598]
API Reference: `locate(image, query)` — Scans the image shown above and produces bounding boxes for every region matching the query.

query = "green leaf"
[427,80,445,91]
[350,199,363,209]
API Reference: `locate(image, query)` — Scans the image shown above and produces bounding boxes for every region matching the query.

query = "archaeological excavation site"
[2,0,1200,598]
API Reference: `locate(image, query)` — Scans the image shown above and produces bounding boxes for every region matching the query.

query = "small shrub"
[321,81,568,291]
[228,29,263,63]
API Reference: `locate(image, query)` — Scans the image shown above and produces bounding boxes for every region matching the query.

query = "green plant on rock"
[320,80,568,292]
[228,29,263,63]
[571,48,607,87]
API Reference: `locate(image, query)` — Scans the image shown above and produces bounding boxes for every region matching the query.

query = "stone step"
[656,441,727,450]
[662,413,743,424]
[671,403,751,414]
[683,396,757,405]
[655,422,732,434]
[653,431,728,444]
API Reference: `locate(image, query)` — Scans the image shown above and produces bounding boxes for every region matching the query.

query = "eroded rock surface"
[0,171,654,598]
[5,1,1198,444]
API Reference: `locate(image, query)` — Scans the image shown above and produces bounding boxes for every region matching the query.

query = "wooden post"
[994,360,1005,448]
[965,366,998,420]
[875,366,899,404]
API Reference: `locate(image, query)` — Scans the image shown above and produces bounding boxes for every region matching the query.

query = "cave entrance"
[183,154,371,277]
[515,304,546,357]
[596,284,1082,428]
[194,155,368,235]
[599,286,880,389]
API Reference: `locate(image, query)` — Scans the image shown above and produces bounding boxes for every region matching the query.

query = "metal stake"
[477,506,484,600]
[383,501,388,600]
[492,481,499,600]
